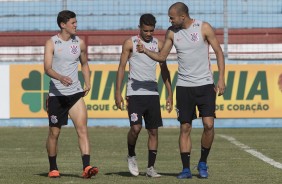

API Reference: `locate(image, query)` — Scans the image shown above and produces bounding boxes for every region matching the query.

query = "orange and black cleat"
[48,170,60,178]
[82,166,98,179]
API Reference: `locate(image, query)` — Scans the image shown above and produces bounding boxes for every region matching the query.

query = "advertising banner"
[10,64,282,118]
[0,65,10,119]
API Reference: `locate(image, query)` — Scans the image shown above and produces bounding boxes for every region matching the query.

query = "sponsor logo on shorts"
[50,115,58,124]
[130,113,138,122]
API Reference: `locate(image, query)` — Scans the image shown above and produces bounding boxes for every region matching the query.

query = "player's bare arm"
[115,38,132,110]
[44,39,73,86]
[158,40,173,112]
[137,29,174,62]
[79,39,91,96]
[203,22,226,96]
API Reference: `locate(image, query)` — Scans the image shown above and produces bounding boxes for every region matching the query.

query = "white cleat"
[127,156,139,176]
[146,166,161,178]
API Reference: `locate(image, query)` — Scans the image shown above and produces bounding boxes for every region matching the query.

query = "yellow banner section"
[10,64,282,118]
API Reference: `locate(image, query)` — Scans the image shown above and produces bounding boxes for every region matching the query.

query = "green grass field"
[0,127,281,184]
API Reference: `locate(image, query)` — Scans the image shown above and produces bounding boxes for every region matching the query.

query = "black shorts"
[126,95,163,129]
[47,92,85,127]
[176,84,216,123]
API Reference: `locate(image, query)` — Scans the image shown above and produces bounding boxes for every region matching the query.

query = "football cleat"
[48,170,60,178]
[177,168,192,179]
[82,166,99,178]
[127,155,139,176]
[197,162,208,178]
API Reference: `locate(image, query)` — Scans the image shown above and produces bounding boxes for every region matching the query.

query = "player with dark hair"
[44,10,98,179]
[137,2,225,179]
[115,13,173,177]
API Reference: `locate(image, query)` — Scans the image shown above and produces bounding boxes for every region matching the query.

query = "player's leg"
[176,86,196,179]
[69,97,89,155]
[127,124,142,157]
[69,97,98,178]
[46,126,61,177]
[126,124,142,176]
[46,95,67,178]
[201,117,214,161]
[144,95,162,177]
[147,128,158,167]
[146,128,162,177]
[178,122,192,178]
[196,84,216,178]
[126,96,144,176]
[196,117,214,178]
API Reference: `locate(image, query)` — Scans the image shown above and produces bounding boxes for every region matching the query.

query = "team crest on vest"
[149,40,157,51]
[70,45,78,54]
[149,46,157,51]
[191,32,199,42]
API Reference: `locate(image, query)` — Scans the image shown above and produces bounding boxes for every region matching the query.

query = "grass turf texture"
[0,127,281,184]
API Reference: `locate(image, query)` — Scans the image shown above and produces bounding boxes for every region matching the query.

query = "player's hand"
[60,76,73,86]
[166,97,173,113]
[136,39,146,53]
[115,95,124,110]
[83,85,91,96]
[216,78,225,96]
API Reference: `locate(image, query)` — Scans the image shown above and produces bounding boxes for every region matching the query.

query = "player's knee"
[148,129,158,137]
[180,123,192,133]
[203,123,214,131]
[76,126,88,137]
[130,125,142,136]
[49,130,60,139]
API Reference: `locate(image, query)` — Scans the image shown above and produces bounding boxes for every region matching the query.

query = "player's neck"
[58,32,72,41]
[183,18,194,29]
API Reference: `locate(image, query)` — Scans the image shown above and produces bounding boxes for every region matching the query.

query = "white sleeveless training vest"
[173,20,214,87]
[49,35,83,96]
[126,35,159,96]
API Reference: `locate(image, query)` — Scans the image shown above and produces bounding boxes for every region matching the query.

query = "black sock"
[148,150,157,168]
[82,154,90,170]
[199,146,211,163]
[128,144,136,157]
[180,152,190,169]
[48,155,58,171]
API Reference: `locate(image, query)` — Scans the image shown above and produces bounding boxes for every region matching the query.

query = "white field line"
[218,134,282,169]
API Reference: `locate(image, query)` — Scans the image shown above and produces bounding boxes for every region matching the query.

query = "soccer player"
[136,2,226,179]
[44,10,98,178]
[115,13,173,177]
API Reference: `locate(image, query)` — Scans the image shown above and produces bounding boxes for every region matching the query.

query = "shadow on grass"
[104,171,133,177]
[104,172,179,177]
[35,173,82,178]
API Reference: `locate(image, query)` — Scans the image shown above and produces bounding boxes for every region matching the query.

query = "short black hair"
[57,10,76,29]
[139,13,156,27]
